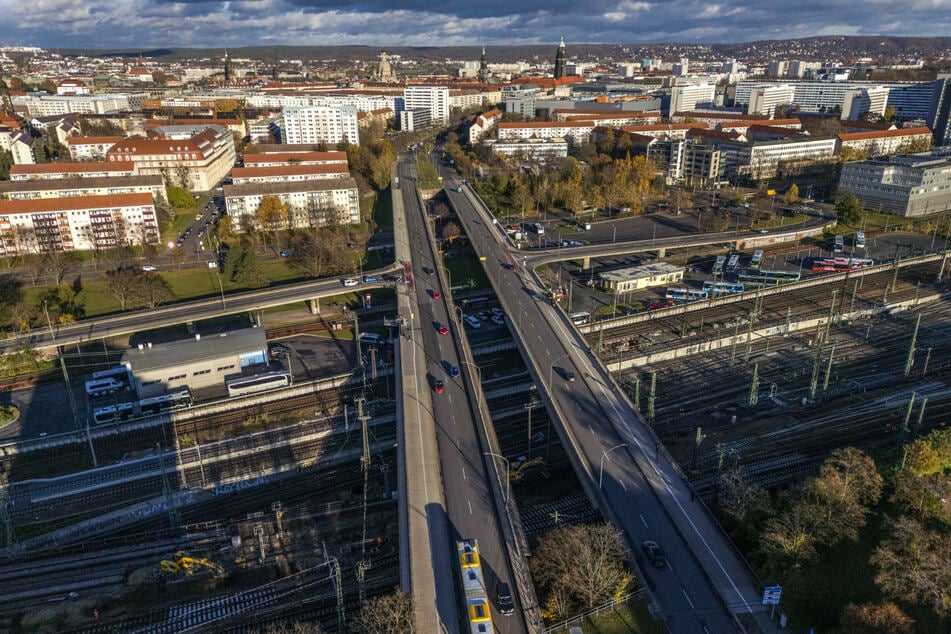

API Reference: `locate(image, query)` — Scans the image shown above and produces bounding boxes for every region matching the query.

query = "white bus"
[855,232,866,249]
[834,235,844,252]
[751,250,764,269]
[726,254,740,272]
[570,311,591,325]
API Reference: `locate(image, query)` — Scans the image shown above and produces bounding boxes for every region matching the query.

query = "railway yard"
[2,219,950,632]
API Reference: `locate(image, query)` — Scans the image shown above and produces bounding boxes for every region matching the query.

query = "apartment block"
[281,105,360,146]
[403,86,450,125]
[0,193,159,255]
[223,178,361,230]
[0,175,166,203]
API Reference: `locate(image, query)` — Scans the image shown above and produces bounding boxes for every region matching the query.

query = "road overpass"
[395,158,536,633]
[444,172,779,633]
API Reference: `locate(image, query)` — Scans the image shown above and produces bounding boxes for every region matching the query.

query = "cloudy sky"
[2,0,951,49]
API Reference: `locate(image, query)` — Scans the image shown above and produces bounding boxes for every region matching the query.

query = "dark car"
[496,581,514,616]
[438,324,449,335]
[449,365,460,378]
[558,367,576,381]
[643,540,667,567]
[433,379,445,393]
[279,250,293,257]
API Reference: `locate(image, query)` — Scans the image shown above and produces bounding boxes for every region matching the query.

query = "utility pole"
[158,443,180,528]
[822,345,836,393]
[647,371,657,426]
[904,313,921,377]
[922,347,932,377]
[747,363,759,407]
[331,557,345,631]
[913,397,928,440]
[808,332,824,402]
[272,502,284,539]
[691,427,706,474]
[633,375,641,411]
[357,398,371,559]
[730,318,740,364]
[823,289,838,342]
[899,393,917,446]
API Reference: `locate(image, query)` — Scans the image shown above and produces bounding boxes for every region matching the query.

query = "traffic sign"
[762,586,782,605]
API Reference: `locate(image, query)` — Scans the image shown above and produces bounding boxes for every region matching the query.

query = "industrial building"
[121,327,269,398]
[598,263,684,294]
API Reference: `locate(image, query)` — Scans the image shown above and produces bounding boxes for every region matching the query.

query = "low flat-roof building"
[122,327,269,398]
[598,262,684,294]
[485,137,569,160]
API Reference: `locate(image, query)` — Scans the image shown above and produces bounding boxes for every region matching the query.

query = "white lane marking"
[462,468,467,480]
[468,500,473,514]
[589,425,594,435]
[620,480,627,492]
[640,514,648,528]
[682,589,695,609]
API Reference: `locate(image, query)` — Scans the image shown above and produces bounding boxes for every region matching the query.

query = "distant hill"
[55,36,951,66]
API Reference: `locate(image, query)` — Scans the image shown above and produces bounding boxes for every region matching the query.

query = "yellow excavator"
[159,551,225,577]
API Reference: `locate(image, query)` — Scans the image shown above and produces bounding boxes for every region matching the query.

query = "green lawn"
[373,187,394,232]
[416,155,442,190]
[551,600,666,634]
[443,253,489,290]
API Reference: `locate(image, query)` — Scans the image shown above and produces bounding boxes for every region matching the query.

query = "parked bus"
[92,402,135,425]
[138,388,193,416]
[712,255,727,274]
[738,270,801,286]
[665,287,709,302]
[726,254,740,272]
[834,235,844,252]
[84,378,127,398]
[751,250,764,269]
[702,281,746,296]
[570,311,591,325]
[855,232,866,249]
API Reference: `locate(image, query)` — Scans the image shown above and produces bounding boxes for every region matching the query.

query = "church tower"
[223,49,233,85]
[477,46,488,83]
[554,37,567,79]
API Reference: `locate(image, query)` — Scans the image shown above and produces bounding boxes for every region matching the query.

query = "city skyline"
[1,0,950,49]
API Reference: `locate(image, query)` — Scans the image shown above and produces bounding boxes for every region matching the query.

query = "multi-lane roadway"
[443,169,776,633]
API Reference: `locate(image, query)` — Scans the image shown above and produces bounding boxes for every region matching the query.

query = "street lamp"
[549,352,570,389]
[599,443,626,489]
[461,360,482,408]
[484,452,511,505]
[438,263,452,295]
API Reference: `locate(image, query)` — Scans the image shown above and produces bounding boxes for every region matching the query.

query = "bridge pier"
[657,247,666,258]
[308,298,320,314]
[582,255,591,269]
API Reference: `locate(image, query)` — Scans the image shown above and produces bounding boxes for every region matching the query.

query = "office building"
[403,86,450,125]
[748,85,795,117]
[504,93,537,119]
[669,84,716,116]
[838,150,951,217]
[399,108,432,132]
[841,86,889,121]
[106,124,235,191]
[598,263,684,294]
[281,105,360,146]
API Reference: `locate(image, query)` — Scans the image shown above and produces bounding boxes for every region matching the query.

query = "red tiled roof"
[620,123,708,133]
[11,162,134,175]
[243,151,348,165]
[837,127,932,142]
[0,193,153,215]
[232,164,350,178]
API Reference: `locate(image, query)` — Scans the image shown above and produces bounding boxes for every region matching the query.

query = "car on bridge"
[448,364,460,378]
[432,379,445,393]
[342,278,359,287]
[429,289,441,299]
[643,540,667,567]
[438,324,449,335]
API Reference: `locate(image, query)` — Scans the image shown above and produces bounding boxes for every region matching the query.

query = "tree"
[760,499,822,568]
[533,523,631,617]
[717,467,770,524]
[883,105,897,122]
[104,266,143,310]
[166,186,194,209]
[224,242,267,288]
[256,195,288,233]
[782,184,800,205]
[804,447,883,544]
[441,221,461,244]
[836,193,863,225]
[41,251,81,286]
[871,516,951,617]
[138,272,175,308]
[839,602,914,633]
[348,589,414,634]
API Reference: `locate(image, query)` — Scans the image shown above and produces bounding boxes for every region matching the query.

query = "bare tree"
[138,272,175,308]
[839,602,914,633]
[348,589,414,634]
[717,467,770,523]
[441,221,461,244]
[41,250,81,285]
[871,516,951,617]
[804,447,883,544]
[104,266,143,310]
[258,621,324,634]
[533,523,632,614]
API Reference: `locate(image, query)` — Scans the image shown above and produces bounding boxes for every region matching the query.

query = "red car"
[438,324,449,335]
[430,289,441,300]
[433,379,445,393]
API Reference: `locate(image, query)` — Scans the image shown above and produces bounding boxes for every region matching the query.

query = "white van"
[464,315,482,329]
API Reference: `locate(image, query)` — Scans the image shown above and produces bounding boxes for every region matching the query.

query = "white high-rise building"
[281,105,360,146]
[669,84,716,115]
[403,86,450,126]
[841,86,890,121]
[748,85,796,117]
